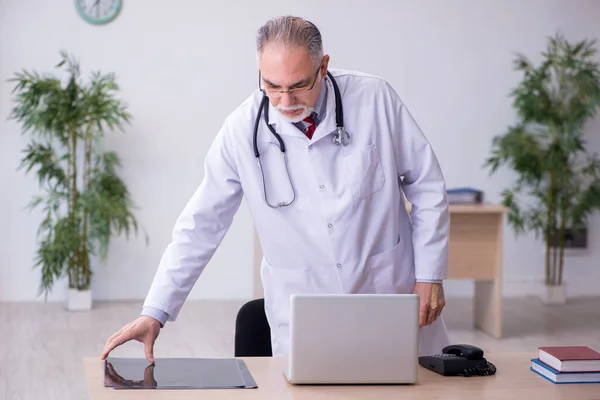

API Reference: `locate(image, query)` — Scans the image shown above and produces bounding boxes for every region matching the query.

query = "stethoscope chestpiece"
[334,126,350,146]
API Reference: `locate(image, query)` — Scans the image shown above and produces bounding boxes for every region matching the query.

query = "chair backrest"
[234,298,272,357]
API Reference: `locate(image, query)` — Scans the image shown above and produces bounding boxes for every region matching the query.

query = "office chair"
[234,298,273,357]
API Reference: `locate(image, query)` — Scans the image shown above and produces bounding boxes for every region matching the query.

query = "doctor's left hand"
[412,282,446,328]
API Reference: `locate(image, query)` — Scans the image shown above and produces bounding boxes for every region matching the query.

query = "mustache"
[276,104,309,112]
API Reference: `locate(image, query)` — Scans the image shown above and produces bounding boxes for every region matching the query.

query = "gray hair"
[256,16,324,67]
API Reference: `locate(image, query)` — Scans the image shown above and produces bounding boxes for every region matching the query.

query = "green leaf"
[85,153,141,262]
[18,141,68,190]
[33,214,81,297]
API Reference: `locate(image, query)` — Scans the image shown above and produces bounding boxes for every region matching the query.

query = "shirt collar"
[312,79,328,124]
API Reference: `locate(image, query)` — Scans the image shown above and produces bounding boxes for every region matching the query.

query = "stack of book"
[446,187,483,204]
[530,346,600,384]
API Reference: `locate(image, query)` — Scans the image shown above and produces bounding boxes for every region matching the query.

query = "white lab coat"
[143,69,451,357]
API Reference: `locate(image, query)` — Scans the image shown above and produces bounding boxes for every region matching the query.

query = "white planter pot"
[66,288,92,311]
[542,284,566,305]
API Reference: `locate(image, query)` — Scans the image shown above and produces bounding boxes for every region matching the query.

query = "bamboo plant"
[9,51,145,298]
[486,32,600,288]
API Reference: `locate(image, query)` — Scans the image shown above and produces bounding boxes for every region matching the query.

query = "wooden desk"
[83,353,600,399]
[447,204,507,339]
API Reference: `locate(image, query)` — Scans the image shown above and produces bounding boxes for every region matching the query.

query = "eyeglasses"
[259,66,322,99]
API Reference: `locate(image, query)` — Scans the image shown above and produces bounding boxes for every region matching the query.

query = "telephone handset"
[418,344,497,377]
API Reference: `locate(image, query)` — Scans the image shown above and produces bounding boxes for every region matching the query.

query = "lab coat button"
[328,223,333,228]
[337,263,342,268]
[319,185,325,190]
[308,145,313,150]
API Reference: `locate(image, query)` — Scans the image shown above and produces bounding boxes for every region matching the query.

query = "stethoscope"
[253,71,351,208]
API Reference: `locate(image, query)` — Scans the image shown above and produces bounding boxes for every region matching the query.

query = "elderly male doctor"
[102,16,451,363]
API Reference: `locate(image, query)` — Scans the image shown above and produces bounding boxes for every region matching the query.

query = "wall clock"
[75,0,122,25]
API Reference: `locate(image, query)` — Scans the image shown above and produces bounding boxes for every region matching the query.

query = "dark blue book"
[530,358,600,384]
[446,187,483,204]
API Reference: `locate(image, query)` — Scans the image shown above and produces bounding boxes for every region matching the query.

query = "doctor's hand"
[412,282,446,328]
[101,316,161,363]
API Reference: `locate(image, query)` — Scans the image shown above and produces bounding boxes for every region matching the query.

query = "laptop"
[283,293,420,385]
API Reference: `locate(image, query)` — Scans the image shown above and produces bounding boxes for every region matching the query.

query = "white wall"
[2,0,600,303]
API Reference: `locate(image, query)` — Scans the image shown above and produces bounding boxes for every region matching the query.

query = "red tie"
[303,116,316,139]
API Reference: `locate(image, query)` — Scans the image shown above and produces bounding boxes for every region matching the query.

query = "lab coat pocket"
[342,143,386,199]
[261,261,313,329]
[367,237,415,294]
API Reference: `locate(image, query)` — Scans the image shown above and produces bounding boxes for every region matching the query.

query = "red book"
[538,346,600,372]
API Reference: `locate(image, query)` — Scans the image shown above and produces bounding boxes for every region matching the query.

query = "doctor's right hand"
[101,316,161,363]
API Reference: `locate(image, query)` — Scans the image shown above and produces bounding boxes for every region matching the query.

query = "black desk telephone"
[418,344,497,377]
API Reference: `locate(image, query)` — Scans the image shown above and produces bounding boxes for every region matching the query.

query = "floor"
[1,296,599,399]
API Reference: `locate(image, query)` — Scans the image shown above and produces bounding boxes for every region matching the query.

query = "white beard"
[276,104,314,123]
